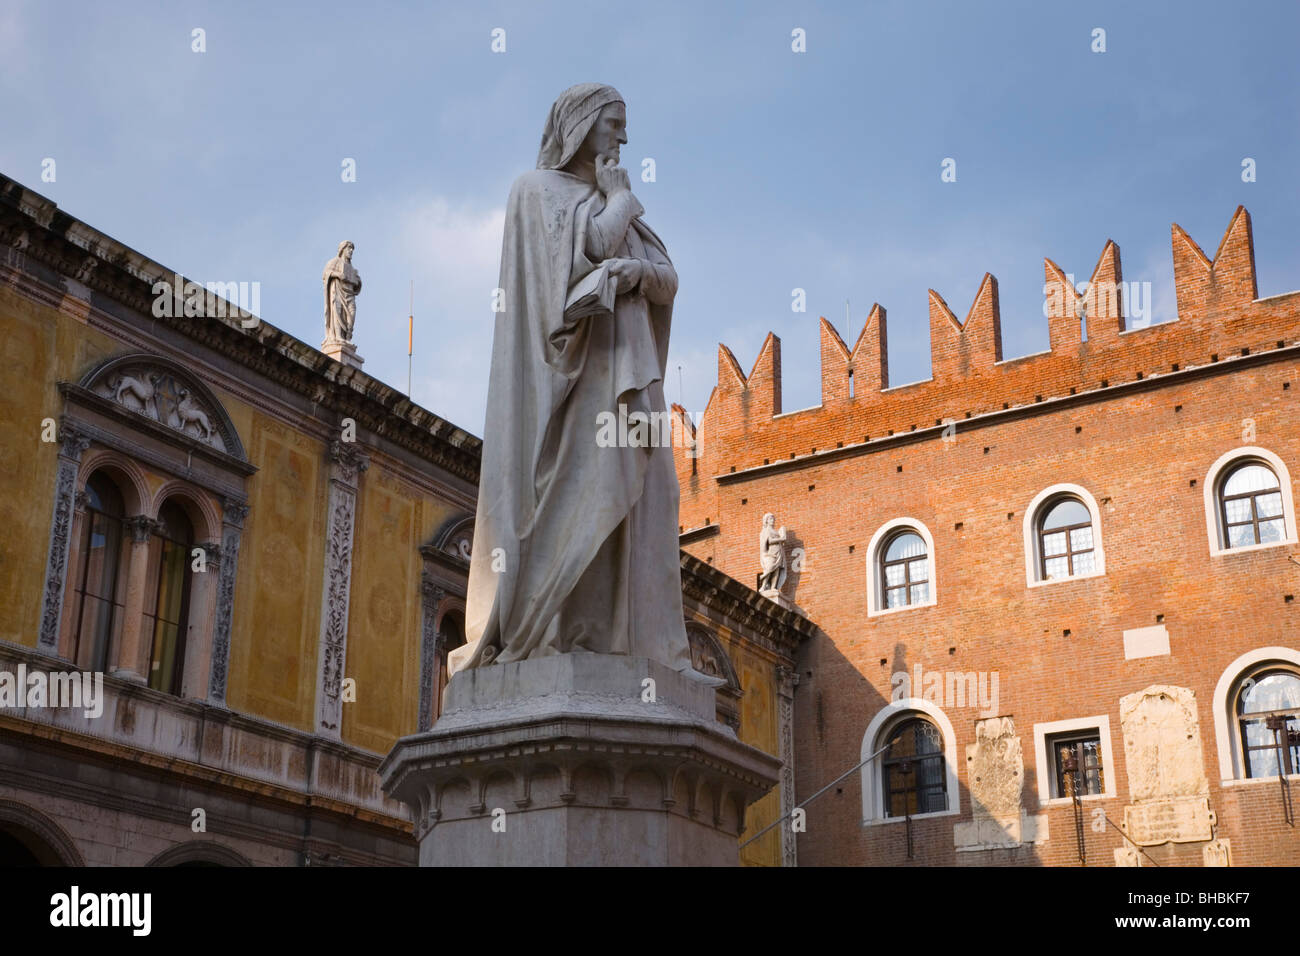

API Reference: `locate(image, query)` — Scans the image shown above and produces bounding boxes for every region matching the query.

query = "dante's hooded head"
[536,82,625,170]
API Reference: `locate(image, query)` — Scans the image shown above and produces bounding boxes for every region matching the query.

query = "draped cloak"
[322,253,361,341]
[462,168,693,673]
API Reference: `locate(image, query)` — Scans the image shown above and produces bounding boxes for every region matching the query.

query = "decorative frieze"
[776,664,798,867]
[315,441,369,736]
[207,496,248,706]
[38,420,93,652]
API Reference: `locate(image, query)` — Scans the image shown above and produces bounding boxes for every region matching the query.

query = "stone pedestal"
[321,339,364,369]
[378,654,781,866]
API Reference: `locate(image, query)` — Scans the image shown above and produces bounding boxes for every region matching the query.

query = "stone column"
[314,441,368,737]
[417,575,445,732]
[776,665,799,867]
[112,515,159,682]
[38,421,93,653]
[207,498,248,705]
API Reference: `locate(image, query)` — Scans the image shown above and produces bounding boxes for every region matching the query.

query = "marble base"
[379,654,781,866]
[321,339,364,369]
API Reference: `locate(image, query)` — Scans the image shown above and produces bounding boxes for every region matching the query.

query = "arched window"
[71,471,126,671]
[880,716,948,817]
[146,500,194,695]
[867,519,936,615]
[1219,462,1285,549]
[1235,668,1300,778]
[1037,496,1096,581]
[881,531,929,609]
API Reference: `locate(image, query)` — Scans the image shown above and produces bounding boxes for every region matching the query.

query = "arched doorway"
[0,801,84,865]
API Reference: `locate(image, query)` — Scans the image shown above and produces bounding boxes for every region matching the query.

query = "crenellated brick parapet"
[674,206,1298,522]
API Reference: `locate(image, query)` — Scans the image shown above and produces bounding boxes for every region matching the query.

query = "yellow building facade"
[0,173,812,866]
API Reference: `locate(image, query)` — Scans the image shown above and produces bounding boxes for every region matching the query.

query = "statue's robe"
[759,528,785,590]
[322,259,361,341]
[464,168,692,671]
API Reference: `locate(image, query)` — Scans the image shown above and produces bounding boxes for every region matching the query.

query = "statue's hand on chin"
[595,154,631,197]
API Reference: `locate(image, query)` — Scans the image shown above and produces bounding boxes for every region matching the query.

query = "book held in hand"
[564,260,617,319]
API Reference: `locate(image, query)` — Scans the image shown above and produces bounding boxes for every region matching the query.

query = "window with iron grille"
[881,716,947,817]
[1047,731,1105,798]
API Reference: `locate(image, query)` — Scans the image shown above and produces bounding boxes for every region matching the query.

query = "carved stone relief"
[315,441,369,736]
[954,716,1045,850]
[443,527,472,564]
[1203,838,1232,867]
[91,363,230,452]
[1119,685,1215,846]
[685,625,738,692]
[207,497,248,705]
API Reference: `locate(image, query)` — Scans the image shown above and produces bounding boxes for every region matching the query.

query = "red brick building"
[673,207,1300,866]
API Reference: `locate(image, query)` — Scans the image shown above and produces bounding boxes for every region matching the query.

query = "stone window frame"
[1212,646,1300,785]
[63,454,227,698]
[1022,483,1106,588]
[865,518,937,617]
[41,352,254,705]
[860,697,960,825]
[64,461,139,672]
[1203,446,1298,557]
[1032,714,1117,807]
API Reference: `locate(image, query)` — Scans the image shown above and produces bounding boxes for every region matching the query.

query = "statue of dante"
[463,83,720,685]
[322,240,361,343]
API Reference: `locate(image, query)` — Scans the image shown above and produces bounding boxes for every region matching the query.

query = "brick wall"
[673,207,1300,866]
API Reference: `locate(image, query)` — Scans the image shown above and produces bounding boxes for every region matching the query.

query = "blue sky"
[3,1,1297,435]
